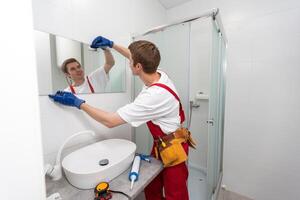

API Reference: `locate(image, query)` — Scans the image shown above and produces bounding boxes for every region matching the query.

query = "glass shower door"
[133,19,227,200]
[207,20,226,199]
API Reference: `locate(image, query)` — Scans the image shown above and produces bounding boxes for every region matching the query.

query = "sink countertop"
[46,157,163,200]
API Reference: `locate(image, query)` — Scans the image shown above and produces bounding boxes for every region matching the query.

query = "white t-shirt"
[64,67,109,94]
[117,70,181,134]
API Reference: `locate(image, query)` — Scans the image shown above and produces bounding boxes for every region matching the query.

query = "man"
[62,48,115,94]
[49,36,189,200]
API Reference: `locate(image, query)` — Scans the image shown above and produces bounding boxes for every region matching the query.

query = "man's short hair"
[61,58,81,74]
[128,40,161,74]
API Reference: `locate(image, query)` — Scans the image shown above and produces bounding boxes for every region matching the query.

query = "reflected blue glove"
[90,36,114,49]
[48,91,85,109]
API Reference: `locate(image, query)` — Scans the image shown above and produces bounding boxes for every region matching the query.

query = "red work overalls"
[144,83,189,200]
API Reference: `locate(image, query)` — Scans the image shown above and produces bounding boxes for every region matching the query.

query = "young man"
[62,48,115,94]
[49,36,189,200]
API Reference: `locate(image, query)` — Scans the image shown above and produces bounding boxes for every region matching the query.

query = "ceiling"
[158,0,192,9]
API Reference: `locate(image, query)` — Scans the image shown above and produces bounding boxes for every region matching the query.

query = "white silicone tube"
[129,155,141,190]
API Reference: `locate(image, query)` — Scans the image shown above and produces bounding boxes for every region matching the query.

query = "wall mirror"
[34,30,126,95]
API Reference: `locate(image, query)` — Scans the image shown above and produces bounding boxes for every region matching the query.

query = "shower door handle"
[206,119,214,126]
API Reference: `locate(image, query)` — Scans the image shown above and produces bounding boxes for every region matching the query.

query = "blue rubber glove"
[48,91,85,109]
[90,36,114,49]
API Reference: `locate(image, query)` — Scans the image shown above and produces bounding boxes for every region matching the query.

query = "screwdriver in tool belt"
[159,137,167,148]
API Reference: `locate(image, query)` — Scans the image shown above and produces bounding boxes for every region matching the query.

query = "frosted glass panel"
[207,20,227,199]
[133,23,190,154]
[207,22,220,197]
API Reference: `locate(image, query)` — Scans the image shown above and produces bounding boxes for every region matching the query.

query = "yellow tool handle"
[154,146,159,159]
[159,137,167,148]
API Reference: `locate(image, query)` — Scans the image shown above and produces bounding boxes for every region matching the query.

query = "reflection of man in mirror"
[61,49,115,94]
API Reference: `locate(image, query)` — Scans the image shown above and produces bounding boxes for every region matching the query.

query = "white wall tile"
[132,0,168,35]
[0,1,46,199]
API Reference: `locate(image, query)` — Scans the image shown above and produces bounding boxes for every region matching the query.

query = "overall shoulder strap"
[69,85,76,94]
[86,76,95,93]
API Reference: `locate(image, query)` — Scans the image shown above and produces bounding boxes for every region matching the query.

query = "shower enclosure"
[132,8,227,200]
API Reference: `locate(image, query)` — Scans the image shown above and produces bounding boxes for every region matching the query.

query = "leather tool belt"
[154,127,196,167]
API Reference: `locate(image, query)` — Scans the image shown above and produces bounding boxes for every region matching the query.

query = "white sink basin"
[62,139,136,189]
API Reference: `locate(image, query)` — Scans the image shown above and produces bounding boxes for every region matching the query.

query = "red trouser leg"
[145,143,189,200]
[163,162,189,200]
[144,162,189,200]
[144,170,164,200]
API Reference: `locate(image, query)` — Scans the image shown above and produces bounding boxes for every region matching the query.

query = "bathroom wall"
[31,0,168,164]
[166,0,300,199]
[0,1,45,199]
